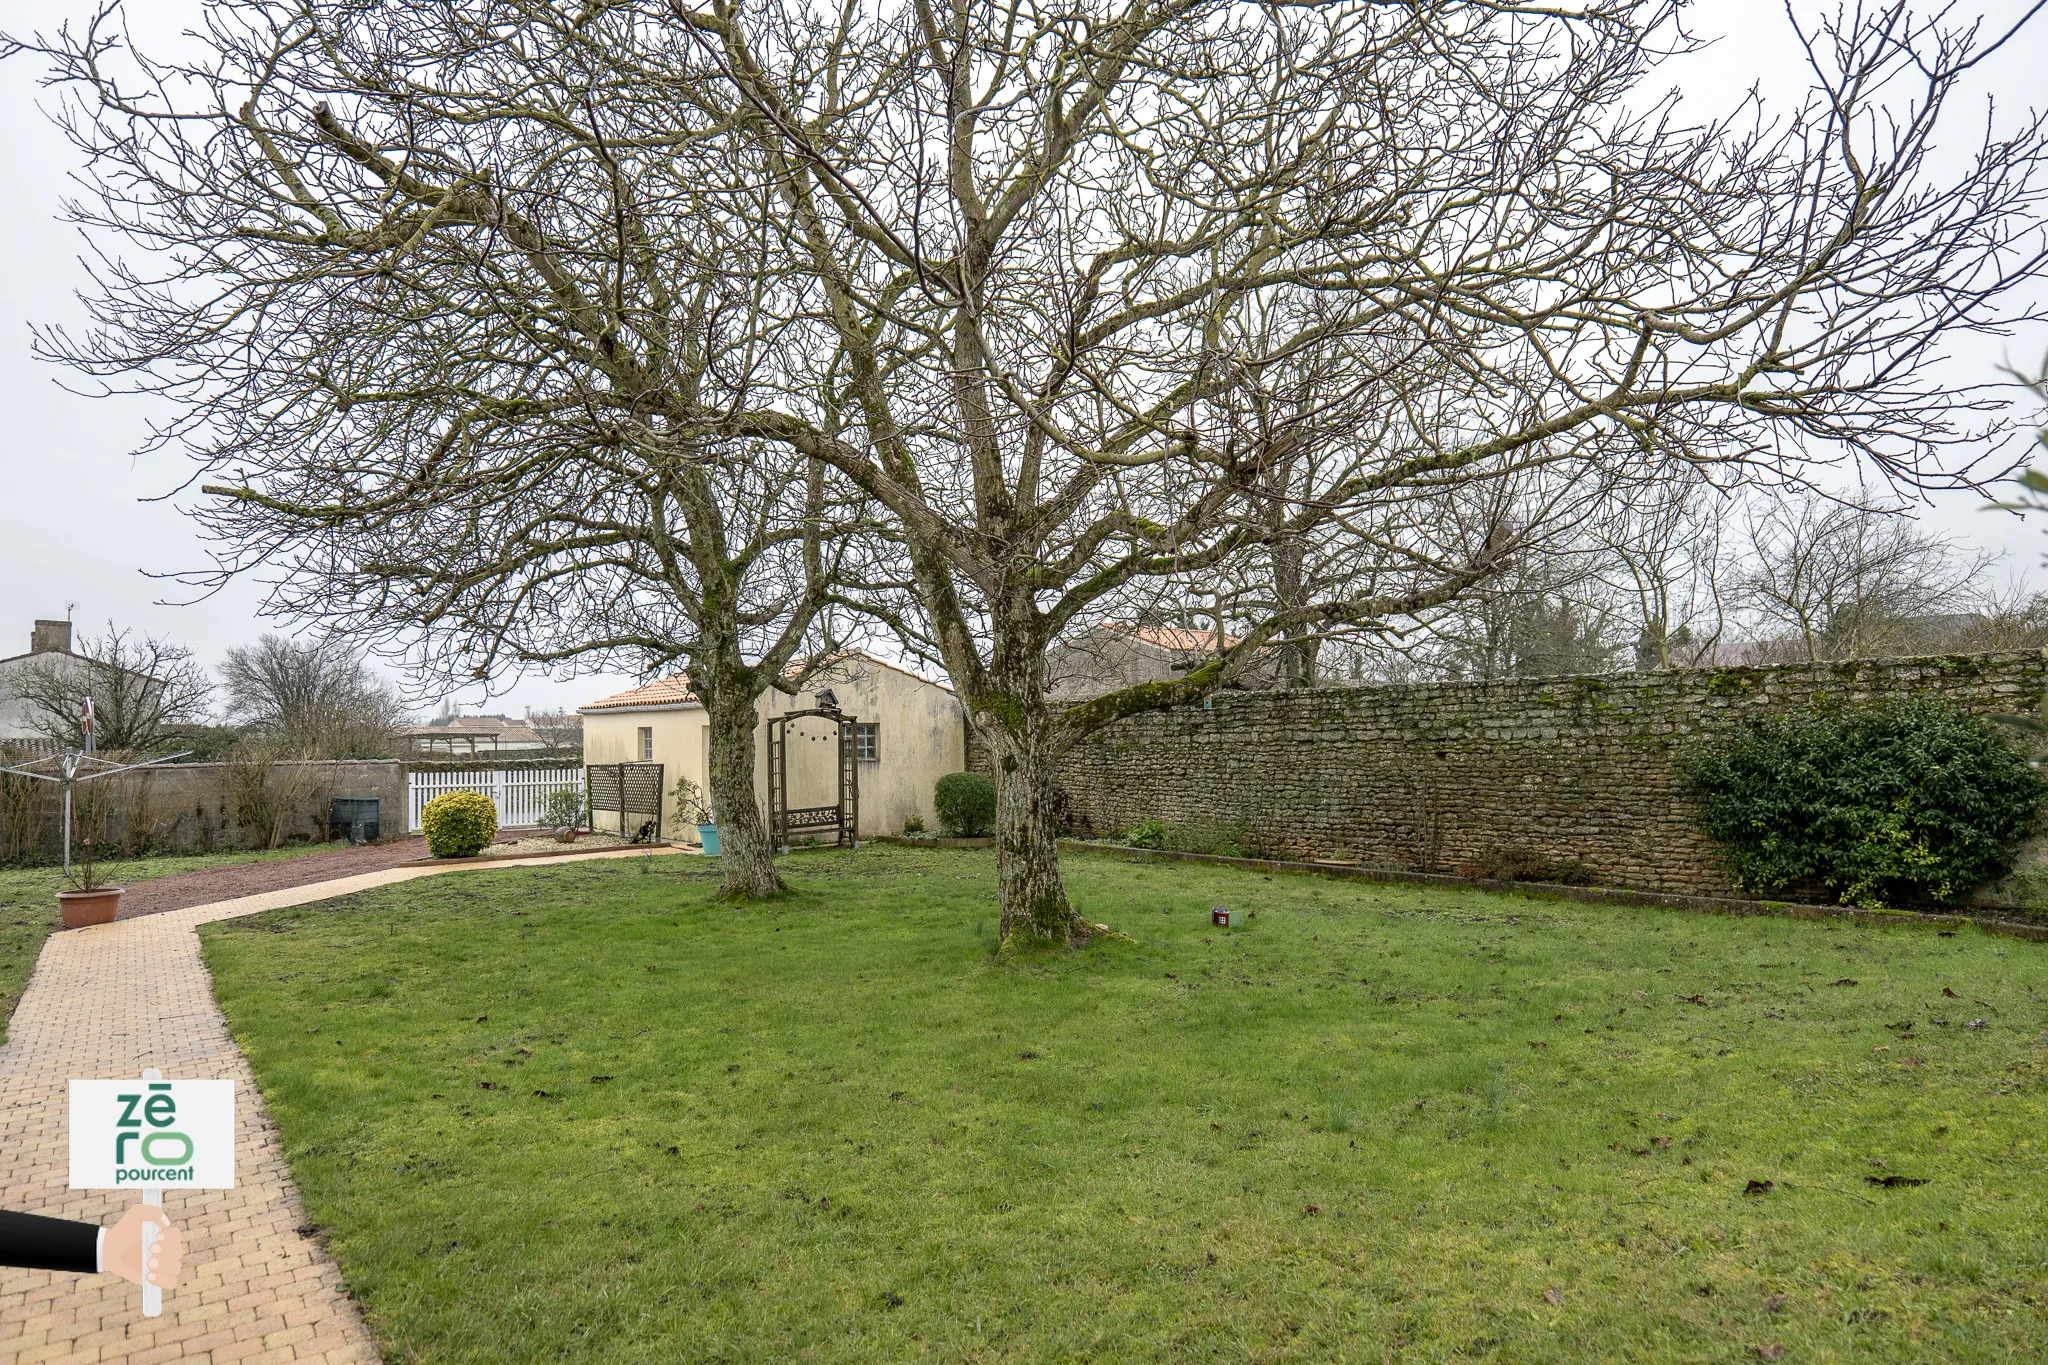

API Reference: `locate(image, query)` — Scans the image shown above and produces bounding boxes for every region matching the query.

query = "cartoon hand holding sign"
[65,1068,234,1316]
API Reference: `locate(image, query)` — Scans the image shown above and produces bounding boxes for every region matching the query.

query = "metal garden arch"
[765,706,859,852]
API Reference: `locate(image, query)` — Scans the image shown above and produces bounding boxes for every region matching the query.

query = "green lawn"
[0,846,346,1043]
[200,847,2048,1363]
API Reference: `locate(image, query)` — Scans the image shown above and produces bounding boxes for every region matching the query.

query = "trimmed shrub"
[934,772,996,837]
[421,789,499,858]
[1685,697,2046,906]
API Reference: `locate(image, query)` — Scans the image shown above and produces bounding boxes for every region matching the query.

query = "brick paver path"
[0,846,684,1364]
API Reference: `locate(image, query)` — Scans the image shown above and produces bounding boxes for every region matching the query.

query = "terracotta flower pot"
[58,886,125,928]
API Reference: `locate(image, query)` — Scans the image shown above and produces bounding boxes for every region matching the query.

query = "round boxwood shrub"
[934,771,996,837]
[1684,697,2046,906]
[421,789,500,858]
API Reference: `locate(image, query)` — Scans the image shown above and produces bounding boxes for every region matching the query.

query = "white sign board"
[68,1078,236,1190]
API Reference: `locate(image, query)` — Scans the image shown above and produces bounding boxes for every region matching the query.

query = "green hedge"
[421,790,499,858]
[934,772,996,837]
[1685,697,2045,906]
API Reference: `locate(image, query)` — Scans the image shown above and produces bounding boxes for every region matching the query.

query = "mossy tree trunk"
[701,682,783,900]
[982,697,1096,946]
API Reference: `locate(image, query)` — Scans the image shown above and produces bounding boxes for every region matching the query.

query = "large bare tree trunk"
[990,728,1092,944]
[978,644,1098,946]
[703,687,784,901]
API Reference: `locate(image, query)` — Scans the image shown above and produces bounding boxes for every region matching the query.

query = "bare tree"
[1456,595,1627,681]
[524,712,584,760]
[16,5,895,898]
[1939,579,2048,653]
[19,0,2048,941]
[220,635,407,759]
[1589,474,1732,670]
[627,0,2044,943]
[9,623,212,753]
[1727,495,1997,662]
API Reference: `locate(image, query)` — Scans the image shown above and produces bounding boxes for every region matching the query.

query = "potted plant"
[57,825,122,928]
[673,777,718,855]
[543,788,586,843]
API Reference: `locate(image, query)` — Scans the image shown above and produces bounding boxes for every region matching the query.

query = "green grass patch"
[0,846,343,1043]
[201,847,2048,1362]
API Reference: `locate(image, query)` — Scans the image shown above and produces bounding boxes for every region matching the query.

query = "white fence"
[407,767,584,832]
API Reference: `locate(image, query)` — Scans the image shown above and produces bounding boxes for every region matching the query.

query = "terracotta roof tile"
[579,674,701,711]
[1110,624,1239,652]
[578,650,955,713]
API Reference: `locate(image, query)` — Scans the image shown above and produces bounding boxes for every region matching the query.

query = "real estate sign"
[68,1078,236,1189]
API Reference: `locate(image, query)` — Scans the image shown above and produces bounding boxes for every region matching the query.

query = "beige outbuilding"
[578,651,967,841]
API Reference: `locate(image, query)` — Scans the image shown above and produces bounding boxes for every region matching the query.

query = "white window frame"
[637,726,654,762]
[855,722,880,762]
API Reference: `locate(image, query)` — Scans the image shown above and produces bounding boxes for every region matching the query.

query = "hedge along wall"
[1053,651,2048,901]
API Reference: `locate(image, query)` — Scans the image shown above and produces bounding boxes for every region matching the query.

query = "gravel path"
[110,830,580,920]
[114,840,433,920]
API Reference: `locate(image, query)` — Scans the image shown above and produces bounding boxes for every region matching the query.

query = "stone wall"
[1053,652,2048,900]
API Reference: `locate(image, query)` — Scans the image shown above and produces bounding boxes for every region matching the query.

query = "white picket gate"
[407,767,585,832]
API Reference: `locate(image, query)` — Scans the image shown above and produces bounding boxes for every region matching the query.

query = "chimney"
[30,620,72,655]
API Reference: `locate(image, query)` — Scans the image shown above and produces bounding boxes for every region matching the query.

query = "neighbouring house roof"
[1101,623,1241,653]
[805,648,954,692]
[578,675,702,713]
[0,648,135,671]
[578,650,954,716]
[1046,620,1274,703]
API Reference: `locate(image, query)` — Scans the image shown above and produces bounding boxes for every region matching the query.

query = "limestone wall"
[1053,652,2048,899]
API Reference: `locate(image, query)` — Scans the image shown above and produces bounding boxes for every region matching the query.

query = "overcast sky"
[1,0,2043,720]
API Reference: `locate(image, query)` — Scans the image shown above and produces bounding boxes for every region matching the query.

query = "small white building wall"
[0,653,90,740]
[581,703,711,838]
[579,656,965,839]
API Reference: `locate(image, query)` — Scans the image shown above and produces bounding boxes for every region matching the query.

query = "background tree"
[10,623,212,753]
[219,635,408,759]
[1589,473,1731,671]
[1437,589,1628,681]
[524,712,585,761]
[1727,495,1997,663]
